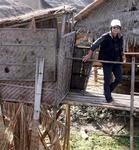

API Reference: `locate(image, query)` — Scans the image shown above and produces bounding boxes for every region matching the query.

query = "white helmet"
[110,19,121,27]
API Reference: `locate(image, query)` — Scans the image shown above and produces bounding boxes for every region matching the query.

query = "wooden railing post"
[130,57,135,150]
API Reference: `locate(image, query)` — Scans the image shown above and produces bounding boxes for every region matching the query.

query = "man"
[83,19,126,103]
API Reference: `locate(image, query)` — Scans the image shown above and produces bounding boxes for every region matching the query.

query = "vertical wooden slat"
[30,58,44,150]
[130,57,135,150]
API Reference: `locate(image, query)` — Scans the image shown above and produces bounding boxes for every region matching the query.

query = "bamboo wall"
[0,8,75,150]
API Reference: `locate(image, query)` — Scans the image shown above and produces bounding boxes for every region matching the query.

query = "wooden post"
[63,104,71,150]
[30,58,44,150]
[34,58,44,120]
[130,57,135,150]
[66,105,71,150]
[61,14,66,37]
[94,67,98,82]
[0,104,5,146]
[71,12,74,31]
[29,17,36,32]
[38,0,42,9]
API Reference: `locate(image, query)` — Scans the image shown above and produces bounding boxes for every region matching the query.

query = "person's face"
[111,26,121,35]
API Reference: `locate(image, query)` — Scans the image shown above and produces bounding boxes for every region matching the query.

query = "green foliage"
[70,106,139,150]
[70,130,130,150]
[134,129,139,150]
[92,134,129,150]
[70,129,94,150]
[70,129,139,150]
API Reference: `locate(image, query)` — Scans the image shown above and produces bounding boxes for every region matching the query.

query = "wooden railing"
[66,54,139,150]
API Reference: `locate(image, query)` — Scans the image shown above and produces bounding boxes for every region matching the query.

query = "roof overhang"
[0,5,76,27]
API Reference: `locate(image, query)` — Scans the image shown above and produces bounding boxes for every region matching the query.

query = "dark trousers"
[102,63,122,102]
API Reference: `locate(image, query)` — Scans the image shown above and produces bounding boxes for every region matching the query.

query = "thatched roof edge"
[0,5,76,27]
[74,0,104,21]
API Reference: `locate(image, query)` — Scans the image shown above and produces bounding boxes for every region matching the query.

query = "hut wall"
[0,28,57,81]
[0,7,75,106]
[36,18,58,29]
[0,29,75,106]
[0,28,58,105]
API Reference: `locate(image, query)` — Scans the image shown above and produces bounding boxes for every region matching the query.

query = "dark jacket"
[90,31,123,61]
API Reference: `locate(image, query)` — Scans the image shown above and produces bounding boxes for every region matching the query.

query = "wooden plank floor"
[63,92,139,112]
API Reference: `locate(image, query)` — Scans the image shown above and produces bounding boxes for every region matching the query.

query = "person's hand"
[82,50,93,62]
[82,54,91,62]
[122,54,126,63]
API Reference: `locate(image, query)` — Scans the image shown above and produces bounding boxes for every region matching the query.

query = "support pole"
[63,104,71,150]
[30,58,44,150]
[94,67,98,82]
[130,57,135,150]
[34,58,44,120]
[71,12,75,31]
[61,14,66,37]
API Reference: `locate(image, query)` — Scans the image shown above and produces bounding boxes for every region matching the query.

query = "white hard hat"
[110,19,121,27]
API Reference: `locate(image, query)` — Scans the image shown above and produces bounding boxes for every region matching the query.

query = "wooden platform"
[63,92,139,112]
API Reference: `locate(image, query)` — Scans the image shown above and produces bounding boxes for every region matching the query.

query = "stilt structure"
[0,6,76,150]
[0,1,139,149]
[64,56,139,150]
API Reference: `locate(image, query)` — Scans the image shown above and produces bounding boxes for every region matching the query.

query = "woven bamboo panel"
[0,81,56,104]
[56,32,75,105]
[0,28,57,81]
